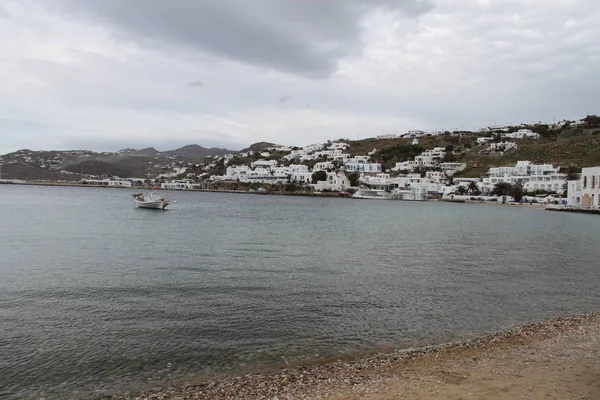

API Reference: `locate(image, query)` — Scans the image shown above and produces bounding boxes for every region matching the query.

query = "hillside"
[164,145,233,160]
[0,144,236,181]
[240,142,278,153]
[340,129,600,175]
[455,134,600,177]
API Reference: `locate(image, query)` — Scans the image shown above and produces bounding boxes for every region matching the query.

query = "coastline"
[106,312,599,400]
[1,181,560,207]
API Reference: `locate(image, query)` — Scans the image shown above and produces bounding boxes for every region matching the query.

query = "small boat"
[132,192,169,210]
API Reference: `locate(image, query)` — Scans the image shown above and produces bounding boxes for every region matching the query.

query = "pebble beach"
[107,312,600,400]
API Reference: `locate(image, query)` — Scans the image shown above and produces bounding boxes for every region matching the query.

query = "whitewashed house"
[328,142,349,151]
[314,172,351,192]
[489,142,517,152]
[476,137,494,145]
[481,161,567,194]
[504,129,540,140]
[345,155,371,164]
[251,160,278,169]
[567,167,600,207]
[346,163,382,173]
[161,179,199,190]
[80,178,133,187]
[392,161,417,172]
[313,161,334,171]
[439,162,467,176]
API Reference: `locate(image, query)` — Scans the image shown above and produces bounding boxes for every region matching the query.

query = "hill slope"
[165,145,233,160]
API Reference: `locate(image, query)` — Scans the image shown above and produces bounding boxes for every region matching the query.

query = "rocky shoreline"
[105,312,600,400]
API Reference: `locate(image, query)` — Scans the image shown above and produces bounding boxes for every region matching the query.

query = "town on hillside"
[1,115,599,208]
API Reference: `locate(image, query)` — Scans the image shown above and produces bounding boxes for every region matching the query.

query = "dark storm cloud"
[48,0,433,78]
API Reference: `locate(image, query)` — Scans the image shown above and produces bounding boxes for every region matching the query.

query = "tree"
[583,115,600,128]
[443,152,456,162]
[532,124,551,137]
[347,172,360,187]
[445,144,454,153]
[311,170,327,184]
[456,186,468,195]
[467,181,479,194]
[510,180,524,202]
[492,182,512,196]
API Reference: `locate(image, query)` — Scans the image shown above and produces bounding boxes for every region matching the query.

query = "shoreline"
[3,181,562,207]
[106,311,600,400]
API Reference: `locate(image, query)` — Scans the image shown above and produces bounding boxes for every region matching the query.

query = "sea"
[0,184,599,399]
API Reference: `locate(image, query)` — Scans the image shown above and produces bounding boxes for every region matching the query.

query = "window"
[583,176,587,188]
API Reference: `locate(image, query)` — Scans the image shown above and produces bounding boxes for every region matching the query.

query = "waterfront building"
[481,161,567,194]
[313,172,351,192]
[80,178,133,187]
[161,179,199,190]
[567,167,600,207]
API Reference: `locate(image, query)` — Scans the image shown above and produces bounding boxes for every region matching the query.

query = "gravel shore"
[108,312,600,400]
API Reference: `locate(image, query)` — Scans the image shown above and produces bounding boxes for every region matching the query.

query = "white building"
[415,147,446,168]
[346,163,382,173]
[439,162,467,176]
[504,129,540,140]
[489,142,517,152]
[80,178,133,187]
[567,167,600,207]
[161,179,199,190]
[289,164,309,174]
[314,172,351,192]
[328,142,350,151]
[313,161,334,171]
[251,160,278,169]
[392,161,417,172]
[482,161,567,194]
[289,171,313,184]
[346,155,371,164]
[303,143,324,153]
[477,137,494,145]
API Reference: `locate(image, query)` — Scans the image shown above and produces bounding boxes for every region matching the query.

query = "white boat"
[132,192,170,209]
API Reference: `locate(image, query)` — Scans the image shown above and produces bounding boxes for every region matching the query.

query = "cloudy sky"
[1,0,599,154]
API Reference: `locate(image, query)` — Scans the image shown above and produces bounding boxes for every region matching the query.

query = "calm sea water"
[1,185,599,399]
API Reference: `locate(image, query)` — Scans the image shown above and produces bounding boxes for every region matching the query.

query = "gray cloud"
[47,0,434,78]
[2,0,599,155]
[0,4,10,19]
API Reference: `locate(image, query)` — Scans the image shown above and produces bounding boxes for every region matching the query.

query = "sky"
[1,0,599,154]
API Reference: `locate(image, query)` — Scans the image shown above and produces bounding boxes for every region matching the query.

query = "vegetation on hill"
[241,142,278,153]
[165,144,233,160]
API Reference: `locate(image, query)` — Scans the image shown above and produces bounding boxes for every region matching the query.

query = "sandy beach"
[109,312,600,400]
